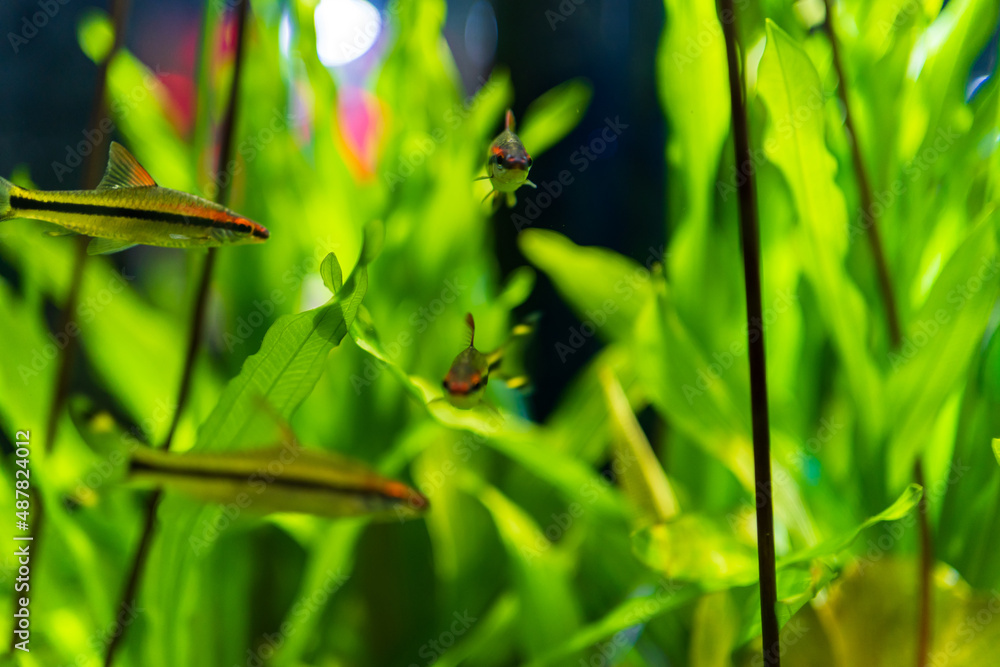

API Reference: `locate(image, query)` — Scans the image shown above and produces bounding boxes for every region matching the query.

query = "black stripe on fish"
[9,195,259,237]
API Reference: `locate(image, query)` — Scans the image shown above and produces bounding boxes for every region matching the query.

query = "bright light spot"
[464,1,497,68]
[314,0,381,67]
[279,8,293,59]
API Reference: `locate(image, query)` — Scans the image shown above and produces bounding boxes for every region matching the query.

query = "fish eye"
[441,379,449,389]
[526,157,533,168]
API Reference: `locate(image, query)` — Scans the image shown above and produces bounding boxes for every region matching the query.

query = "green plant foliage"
[2,0,1000,665]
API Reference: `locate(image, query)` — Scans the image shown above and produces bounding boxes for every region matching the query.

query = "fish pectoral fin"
[473,176,491,182]
[524,179,537,189]
[87,237,138,255]
[97,142,159,190]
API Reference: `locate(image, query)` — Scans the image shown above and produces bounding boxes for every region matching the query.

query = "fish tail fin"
[505,109,516,132]
[0,175,15,221]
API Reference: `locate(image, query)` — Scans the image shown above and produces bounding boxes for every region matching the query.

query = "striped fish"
[0,142,269,254]
[129,444,429,521]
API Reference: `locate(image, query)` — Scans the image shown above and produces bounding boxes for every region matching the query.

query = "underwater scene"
[1,0,1000,665]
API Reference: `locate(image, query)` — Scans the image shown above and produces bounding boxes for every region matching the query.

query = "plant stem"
[915,461,933,667]
[718,2,780,665]
[822,0,902,348]
[102,2,251,664]
[44,0,132,453]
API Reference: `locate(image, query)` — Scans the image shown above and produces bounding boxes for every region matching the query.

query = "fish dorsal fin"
[87,237,138,255]
[97,142,158,190]
[505,109,516,132]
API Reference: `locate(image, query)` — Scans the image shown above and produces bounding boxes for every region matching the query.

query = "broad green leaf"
[757,20,882,443]
[523,582,701,667]
[599,365,679,526]
[886,212,1000,489]
[518,78,593,158]
[994,439,1000,466]
[192,246,369,453]
[632,515,759,588]
[460,472,582,662]
[779,483,923,567]
[77,8,114,63]
[320,252,343,294]
[519,229,656,343]
[691,591,741,667]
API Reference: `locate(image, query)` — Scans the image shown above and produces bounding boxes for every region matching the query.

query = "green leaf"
[632,515,759,588]
[599,365,679,526]
[77,8,114,63]
[993,439,1000,467]
[517,78,593,158]
[460,472,582,661]
[192,228,375,454]
[320,253,343,295]
[757,20,882,442]
[779,483,923,567]
[519,229,655,343]
[886,212,1000,489]
[690,591,741,667]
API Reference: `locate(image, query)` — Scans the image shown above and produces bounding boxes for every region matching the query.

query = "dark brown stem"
[103,2,251,664]
[44,0,132,453]
[822,0,902,348]
[915,461,933,667]
[718,1,780,665]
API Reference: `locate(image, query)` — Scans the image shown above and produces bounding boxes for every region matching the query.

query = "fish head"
[239,217,270,243]
[487,140,533,192]
[442,347,490,409]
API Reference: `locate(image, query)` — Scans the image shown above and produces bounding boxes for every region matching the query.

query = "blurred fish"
[0,142,269,255]
[442,313,534,409]
[476,109,536,209]
[128,444,428,521]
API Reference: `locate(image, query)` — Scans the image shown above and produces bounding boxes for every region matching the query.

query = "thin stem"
[822,0,902,348]
[103,2,251,664]
[915,461,933,667]
[718,2,781,665]
[44,0,132,453]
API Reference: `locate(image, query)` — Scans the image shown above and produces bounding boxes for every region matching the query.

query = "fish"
[476,109,536,209]
[0,142,269,255]
[442,313,534,409]
[128,443,429,521]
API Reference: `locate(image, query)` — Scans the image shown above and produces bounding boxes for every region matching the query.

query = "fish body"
[128,444,428,521]
[0,142,269,254]
[479,109,536,209]
[442,313,534,409]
